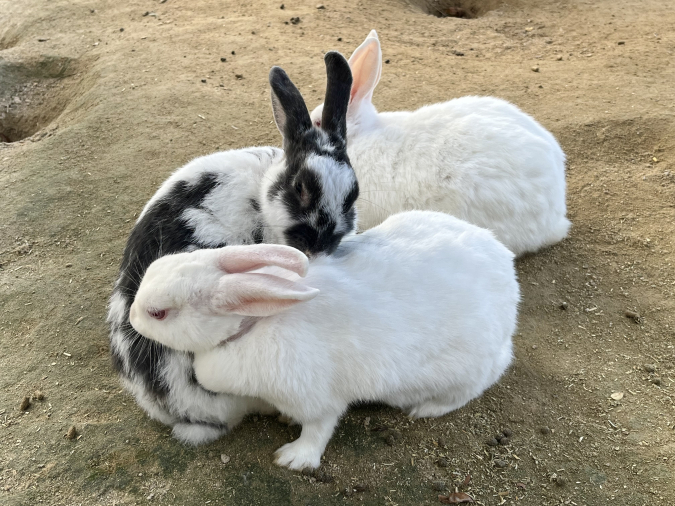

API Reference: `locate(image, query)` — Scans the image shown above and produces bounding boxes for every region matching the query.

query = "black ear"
[269,66,312,148]
[321,51,353,141]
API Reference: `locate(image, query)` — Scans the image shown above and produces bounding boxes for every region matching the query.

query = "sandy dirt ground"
[1,0,674,504]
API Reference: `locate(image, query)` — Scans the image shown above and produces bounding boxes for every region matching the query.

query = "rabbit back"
[350,96,569,256]
[195,211,518,421]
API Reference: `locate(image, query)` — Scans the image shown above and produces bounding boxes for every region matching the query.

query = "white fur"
[130,211,520,469]
[310,31,570,256]
[258,155,293,245]
[307,153,357,236]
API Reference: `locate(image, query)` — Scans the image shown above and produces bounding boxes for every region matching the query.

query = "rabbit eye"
[295,181,310,206]
[295,181,304,195]
[314,120,321,127]
[148,309,167,320]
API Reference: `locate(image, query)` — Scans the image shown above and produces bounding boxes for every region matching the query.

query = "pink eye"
[314,120,321,127]
[148,309,167,320]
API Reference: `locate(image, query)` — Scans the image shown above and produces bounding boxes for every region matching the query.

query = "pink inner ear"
[349,41,379,104]
[228,298,301,317]
[217,245,309,276]
[213,273,320,317]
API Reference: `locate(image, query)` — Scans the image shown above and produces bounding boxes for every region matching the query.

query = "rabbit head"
[262,51,359,257]
[128,244,319,352]
[310,30,381,136]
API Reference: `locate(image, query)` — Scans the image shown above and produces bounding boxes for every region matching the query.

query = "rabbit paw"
[274,440,322,470]
[172,422,228,445]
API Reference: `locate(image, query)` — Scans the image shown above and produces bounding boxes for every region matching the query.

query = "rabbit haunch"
[310,30,570,257]
[130,210,520,470]
[107,52,357,445]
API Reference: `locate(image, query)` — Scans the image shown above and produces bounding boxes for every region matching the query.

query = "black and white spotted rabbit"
[107,52,357,445]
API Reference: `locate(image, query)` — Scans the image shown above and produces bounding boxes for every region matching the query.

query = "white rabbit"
[108,52,358,445]
[310,30,570,257]
[129,210,520,470]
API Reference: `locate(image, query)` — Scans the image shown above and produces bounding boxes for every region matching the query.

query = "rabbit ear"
[217,244,310,277]
[347,34,381,107]
[213,273,319,317]
[269,66,312,148]
[321,51,353,140]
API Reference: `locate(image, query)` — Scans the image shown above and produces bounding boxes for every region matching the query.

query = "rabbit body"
[310,30,570,256]
[109,53,359,445]
[348,95,569,256]
[184,211,520,469]
[108,147,282,445]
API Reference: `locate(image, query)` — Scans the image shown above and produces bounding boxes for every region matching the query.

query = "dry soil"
[1,0,674,505]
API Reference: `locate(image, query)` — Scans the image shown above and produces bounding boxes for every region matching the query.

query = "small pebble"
[353,483,368,493]
[651,377,661,386]
[624,310,640,322]
[316,4,325,9]
[20,396,31,411]
[494,459,508,468]
[120,28,124,32]
[618,41,625,45]
[220,454,230,464]
[385,59,390,64]
[495,433,504,441]
[643,364,656,373]
[432,481,447,491]
[559,301,568,310]
[539,426,552,435]
[235,74,244,80]
[201,79,206,83]
[33,391,45,401]
[555,476,566,486]
[437,457,449,468]
[65,263,73,268]
[437,436,446,447]
[220,57,227,62]
[380,429,401,445]
[65,426,77,440]
[314,470,334,483]
[486,437,499,446]
[290,16,301,24]
[280,3,285,9]
[337,37,342,41]
[556,55,563,61]
[502,428,513,438]
[499,436,510,446]
[531,65,540,72]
